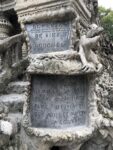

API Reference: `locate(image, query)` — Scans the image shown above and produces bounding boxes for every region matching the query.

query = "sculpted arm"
[86,35,100,48]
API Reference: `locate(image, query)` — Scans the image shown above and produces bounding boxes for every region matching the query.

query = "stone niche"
[30,75,88,129]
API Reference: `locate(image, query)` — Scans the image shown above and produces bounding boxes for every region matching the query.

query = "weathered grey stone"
[0,0,16,11]
[30,75,88,128]
[7,81,30,94]
[26,22,72,54]
[0,94,25,112]
[0,0,112,150]
[76,18,103,72]
[28,51,97,75]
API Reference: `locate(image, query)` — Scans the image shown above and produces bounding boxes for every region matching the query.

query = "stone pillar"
[0,12,12,69]
[0,13,12,40]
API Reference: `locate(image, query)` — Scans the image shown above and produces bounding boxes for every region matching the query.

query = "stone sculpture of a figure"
[75,16,103,72]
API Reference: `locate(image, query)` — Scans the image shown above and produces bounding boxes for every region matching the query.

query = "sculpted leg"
[79,45,95,72]
[89,50,103,72]
[79,45,88,66]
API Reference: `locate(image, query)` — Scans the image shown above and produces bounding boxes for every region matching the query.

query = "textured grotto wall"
[0,0,113,150]
[79,46,113,150]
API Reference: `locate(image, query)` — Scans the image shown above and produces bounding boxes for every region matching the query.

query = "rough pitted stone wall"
[83,0,98,23]
[79,49,113,150]
[0,0,113,150]
[79,2,113,147]
[77,1,113,143]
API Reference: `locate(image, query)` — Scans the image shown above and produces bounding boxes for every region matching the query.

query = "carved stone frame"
[15,0,113,147]
[22,74,105,145]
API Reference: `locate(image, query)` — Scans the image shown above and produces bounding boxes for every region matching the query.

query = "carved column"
[0,12,12,69]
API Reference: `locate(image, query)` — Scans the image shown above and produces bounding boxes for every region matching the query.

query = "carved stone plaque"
[30,75,88,129]
[26,22,71,54]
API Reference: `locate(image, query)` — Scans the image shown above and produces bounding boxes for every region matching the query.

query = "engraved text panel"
[26,22,71,53]
[30,75,88,128]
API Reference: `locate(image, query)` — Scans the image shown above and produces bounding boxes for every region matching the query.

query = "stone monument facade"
[0,0,112,150]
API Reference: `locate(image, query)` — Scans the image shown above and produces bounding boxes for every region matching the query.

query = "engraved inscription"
[30,75,88,129]
[26,22,71,53]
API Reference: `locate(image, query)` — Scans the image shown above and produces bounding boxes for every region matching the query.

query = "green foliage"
[99,6,113,40]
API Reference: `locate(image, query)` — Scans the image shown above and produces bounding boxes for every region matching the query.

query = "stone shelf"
[25,126,94,144]
[27,50,96,75]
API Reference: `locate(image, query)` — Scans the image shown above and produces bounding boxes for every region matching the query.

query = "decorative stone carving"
[0,13,12,40]
[78,23,103,72]
[15,0,103,75]
[83,0,99,23]
[0,1,27,150]
[15,0,91,24]
[0,13,12,71]
[14,1,109,150]
[0,0,16,11]
[0,0,112,150]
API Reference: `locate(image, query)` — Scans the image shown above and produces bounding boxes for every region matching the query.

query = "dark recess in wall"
[51,146,60,150]
[5,9,21,35]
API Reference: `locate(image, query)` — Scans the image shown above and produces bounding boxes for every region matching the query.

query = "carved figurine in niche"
[75,16,103,72]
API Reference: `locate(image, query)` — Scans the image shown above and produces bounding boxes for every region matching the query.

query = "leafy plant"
[99,6,113,40]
